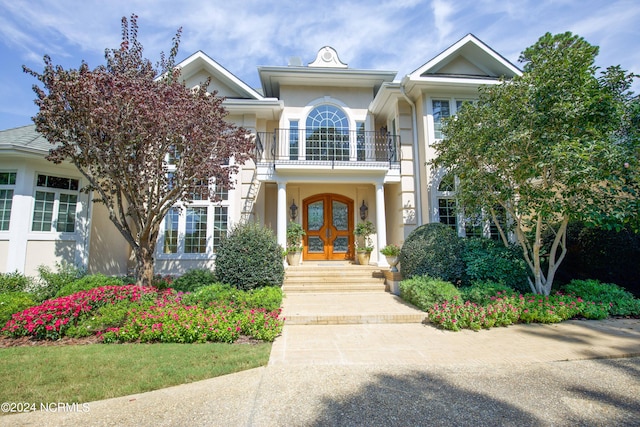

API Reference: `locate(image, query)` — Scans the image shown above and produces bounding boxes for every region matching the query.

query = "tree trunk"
[134,245,155,287]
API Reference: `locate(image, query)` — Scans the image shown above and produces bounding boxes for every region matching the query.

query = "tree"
[433,32,638,295]
[24,15,253,287]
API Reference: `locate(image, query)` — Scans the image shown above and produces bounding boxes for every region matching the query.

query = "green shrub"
[55,274,125,298]
[462,238,529,292]
[461,280,518,305]
[399,275,462,311]
[0,271,34,294]
[243,286,283,311]
[399,223,465,283]
[171,269,218,293]
[34,262,85,301]
[65,299,155,338]
[182,283,283,311]
[215,222,284,290]
[0,292,37,326]
[562,279,640,317]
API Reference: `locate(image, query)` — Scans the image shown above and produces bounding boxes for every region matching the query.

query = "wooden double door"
[303,194,354,260]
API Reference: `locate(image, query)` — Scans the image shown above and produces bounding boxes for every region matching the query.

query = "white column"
[375,182,388,267]
[276,181,287,250]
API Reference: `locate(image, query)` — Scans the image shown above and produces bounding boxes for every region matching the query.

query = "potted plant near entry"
[380,244,401,272]
[286,221,305,266]
[354,220,375,265]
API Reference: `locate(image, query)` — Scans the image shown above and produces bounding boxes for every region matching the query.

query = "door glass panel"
[332,201,348,231]
[333,236,348,253]
[307,201,324,231]
[308,236,324,253]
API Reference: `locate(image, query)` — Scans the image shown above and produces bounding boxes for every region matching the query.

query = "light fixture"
[290,199,298,221]
[360,200,368,220]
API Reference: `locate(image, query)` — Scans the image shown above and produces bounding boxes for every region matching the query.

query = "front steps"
[283,262,385,293]
[282,262,427,325]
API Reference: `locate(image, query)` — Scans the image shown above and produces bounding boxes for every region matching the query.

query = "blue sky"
[1,0,639,130]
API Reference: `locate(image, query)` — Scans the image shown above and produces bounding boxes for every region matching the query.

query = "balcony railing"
[255,129,400,168]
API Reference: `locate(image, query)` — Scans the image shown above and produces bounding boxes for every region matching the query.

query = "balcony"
[255,129,400,171]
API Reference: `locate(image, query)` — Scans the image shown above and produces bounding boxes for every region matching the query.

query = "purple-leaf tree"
[24,15,253,286]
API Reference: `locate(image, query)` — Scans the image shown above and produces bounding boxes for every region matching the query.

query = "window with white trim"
[31,174,79,233]
[432,99,450,139]
[0,172,16,231]
[160,177,229,256]
[436,174,457,231]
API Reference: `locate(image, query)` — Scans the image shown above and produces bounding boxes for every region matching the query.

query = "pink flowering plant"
[2,281,284,344]
[2,285,158,340]
[426,286,628,331]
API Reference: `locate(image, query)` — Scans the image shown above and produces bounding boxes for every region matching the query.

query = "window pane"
[212,206,227,251]
[438,174,455,192]
[289,121,299,161]
[0,189,13,231]
[438,198,457,231]
[184,207,207,253]
[305,104,350,161]
[432,100,450,139]
[36,174,79,190]
[57,193,77,232]
[0,172,16,185]
[164,208,179,254]
[490,205,507,241]
[32,191,55,231]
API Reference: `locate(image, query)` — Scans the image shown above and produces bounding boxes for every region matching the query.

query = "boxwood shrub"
[214,222,284,290]
[462,238,529,292]
[55,274,125,298]
[171,269,218,293]
[399,223,465,283]
[0,292,37,326]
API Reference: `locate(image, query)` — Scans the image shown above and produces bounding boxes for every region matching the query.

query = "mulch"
[0,334,264,348]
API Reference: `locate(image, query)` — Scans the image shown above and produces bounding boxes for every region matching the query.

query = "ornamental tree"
[433,32,638,295]
[24,15,253,287]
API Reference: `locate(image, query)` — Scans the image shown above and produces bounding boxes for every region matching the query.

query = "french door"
[303,194,354,260]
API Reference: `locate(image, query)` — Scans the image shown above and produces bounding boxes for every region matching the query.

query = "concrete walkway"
[4,292,640,426]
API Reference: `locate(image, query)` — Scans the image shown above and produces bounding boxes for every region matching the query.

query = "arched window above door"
[305,104,350,161]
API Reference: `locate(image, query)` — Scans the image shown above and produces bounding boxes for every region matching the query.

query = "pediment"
[176,51,264,100]
[410,34,521,79]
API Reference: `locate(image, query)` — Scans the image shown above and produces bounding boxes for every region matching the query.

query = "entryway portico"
[274,178,391,266]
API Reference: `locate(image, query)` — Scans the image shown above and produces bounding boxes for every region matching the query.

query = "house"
[0,34,521,277]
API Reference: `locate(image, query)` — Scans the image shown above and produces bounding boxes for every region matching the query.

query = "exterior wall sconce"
[290,199,298,221]
[360,200,368,220]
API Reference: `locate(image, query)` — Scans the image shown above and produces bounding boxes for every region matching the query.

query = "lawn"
[0,341,271,409]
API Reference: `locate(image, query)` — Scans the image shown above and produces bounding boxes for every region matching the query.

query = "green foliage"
[547,222,640,296]
[182,284,283,312]
[215,222,284,290]
[171,269,217,293]
[399,223,465,282]
[354,220,376,251]
[286,221,305,251]
[55,274,124,298]
[433,32,638,295]
[562,279,640,317]
[399,275,462,311]
[65,299,150,338]
[0,292,37,326]
[461,281,518,306]
[462,238,529,292]
[35,262,85,301]
[0,271,34,294]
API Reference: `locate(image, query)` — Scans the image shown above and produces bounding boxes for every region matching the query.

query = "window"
[185,207,207,253]
[436,174,457,231]
[432,100,450,139]
[0,172,16,231]
[32,174,79,232]
[289,120,299,160]
[305,104,350,161]
[163,208,179,254]
[356,121,365,161]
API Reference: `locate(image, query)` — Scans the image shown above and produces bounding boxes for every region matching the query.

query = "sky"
[1,0,639,130]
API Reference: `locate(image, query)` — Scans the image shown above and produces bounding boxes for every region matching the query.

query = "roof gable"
[409,34,521,79]
[176,51,265,100]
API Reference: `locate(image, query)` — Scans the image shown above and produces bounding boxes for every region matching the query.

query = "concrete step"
[283,262,385,293]
[281,292,427,325]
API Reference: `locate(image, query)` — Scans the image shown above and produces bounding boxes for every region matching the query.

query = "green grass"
[0,342,271,408]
